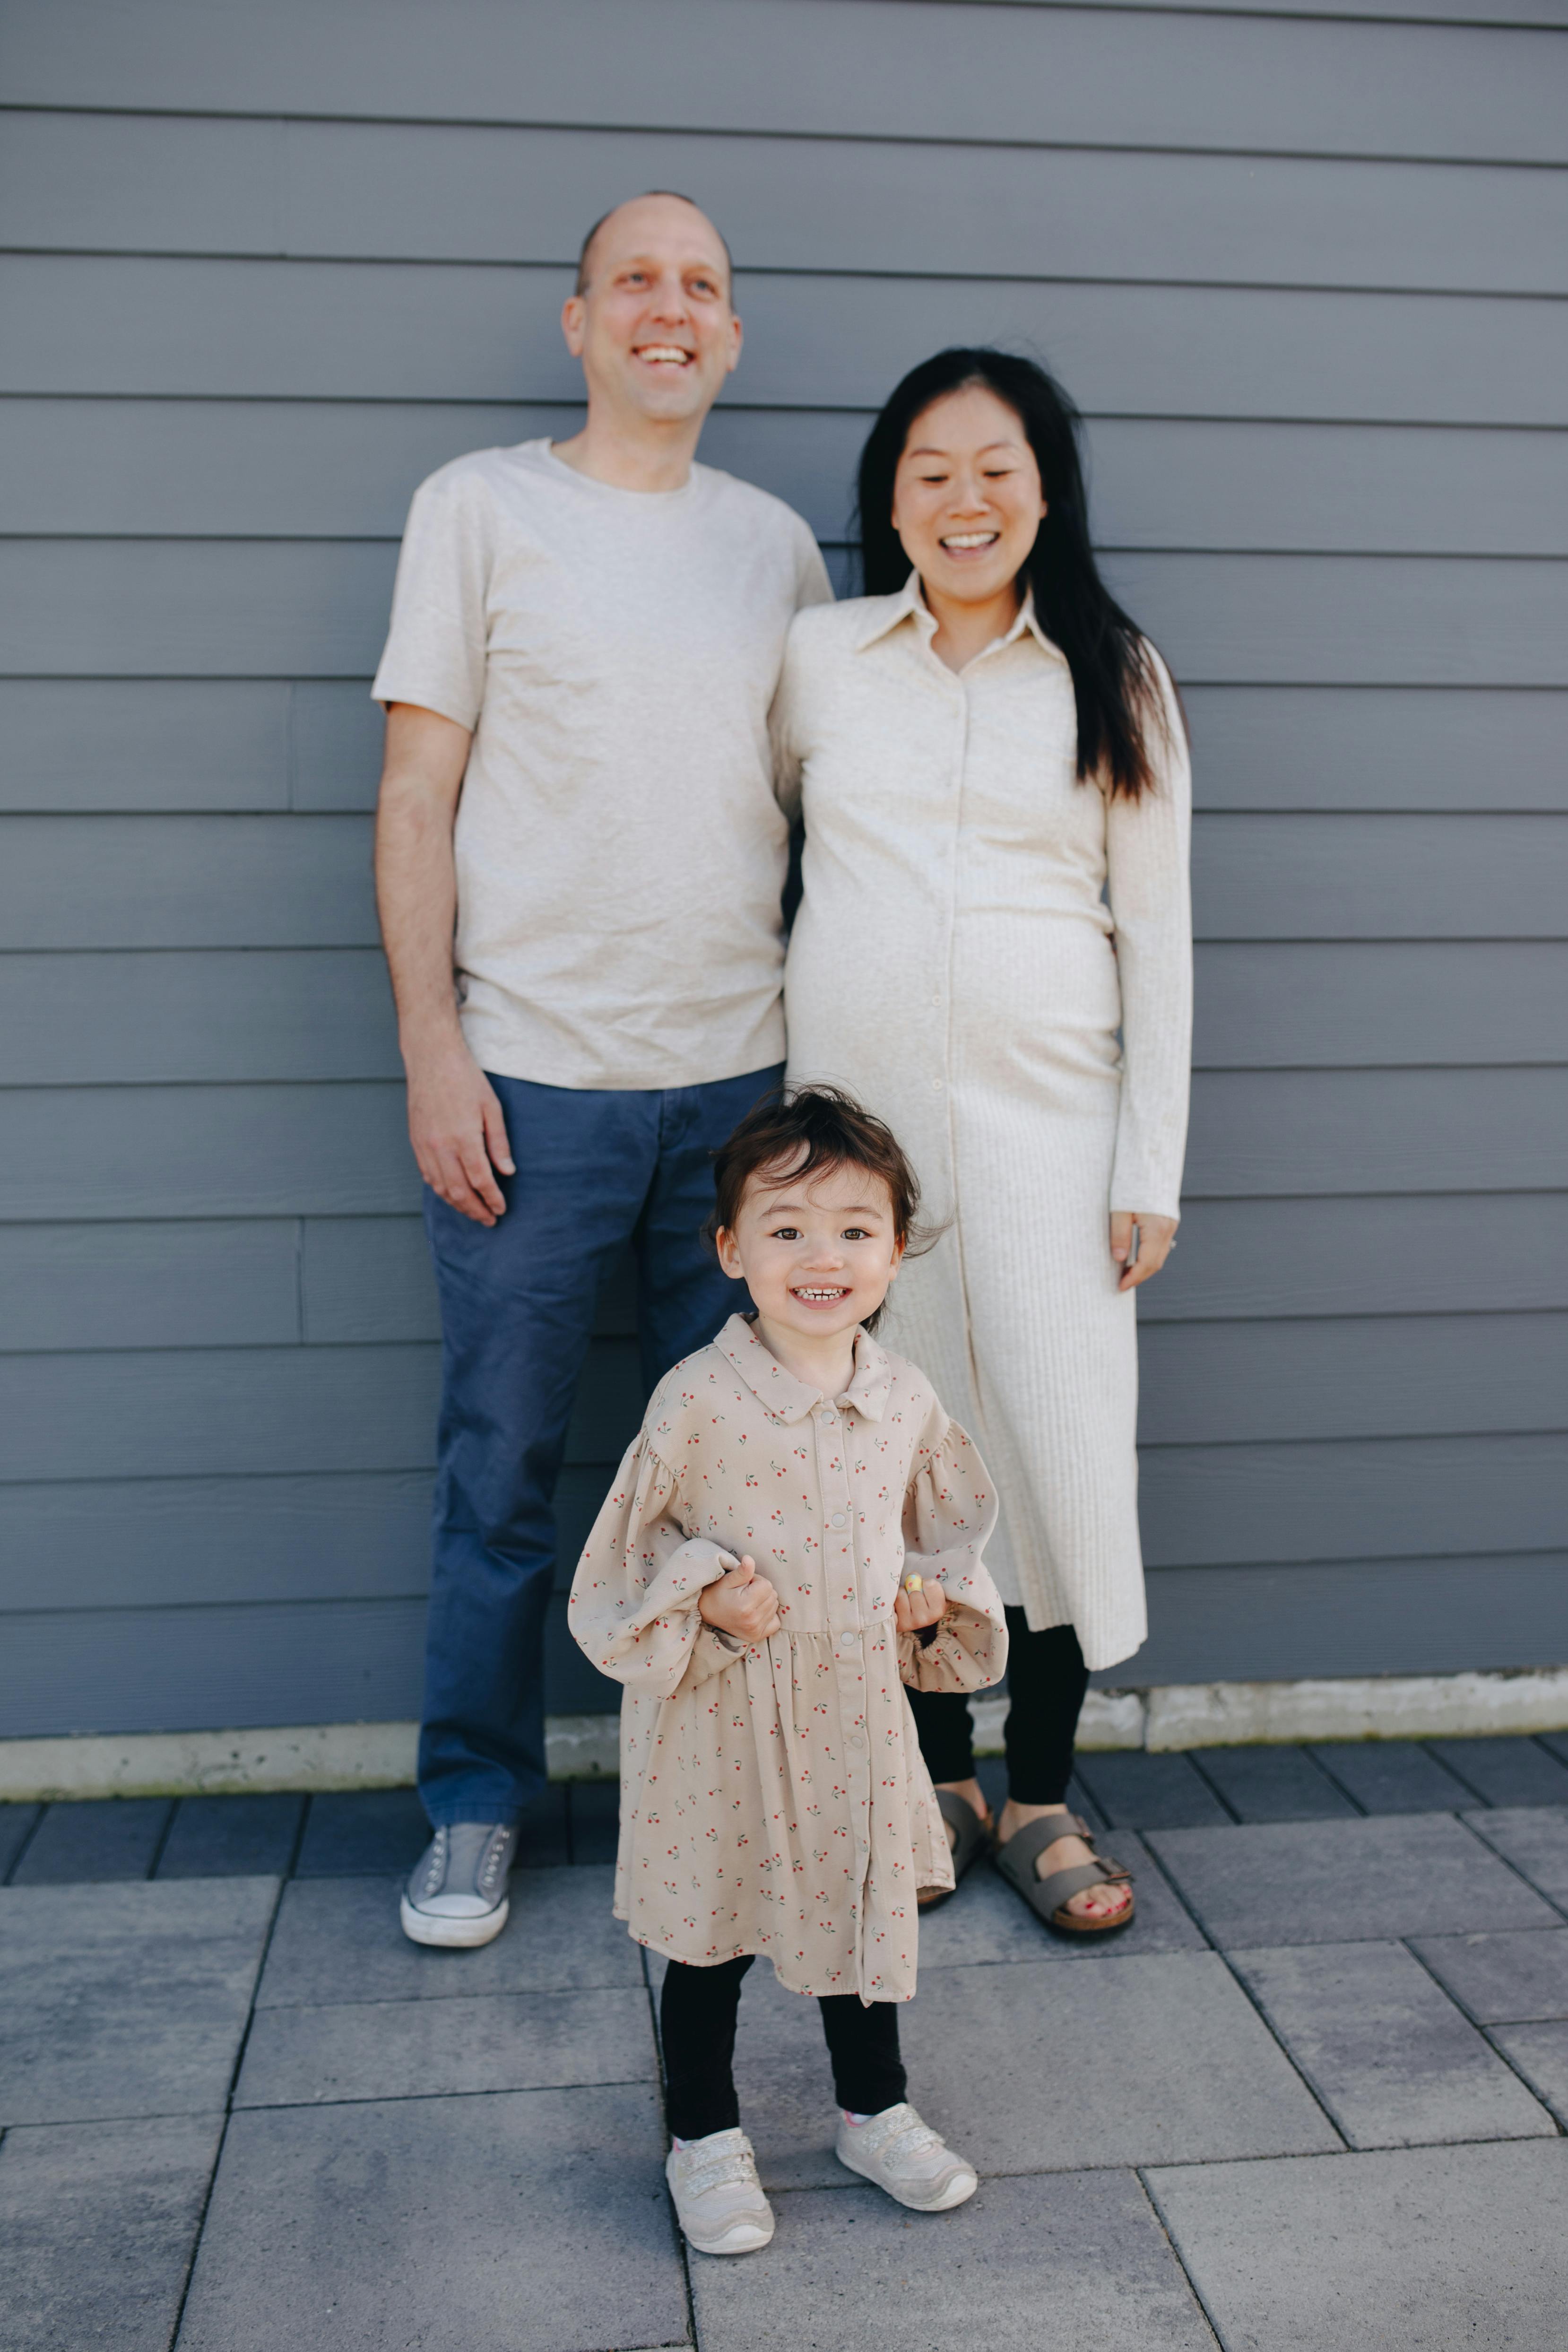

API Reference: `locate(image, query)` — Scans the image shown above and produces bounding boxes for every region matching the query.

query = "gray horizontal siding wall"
[1,0,1564,1739]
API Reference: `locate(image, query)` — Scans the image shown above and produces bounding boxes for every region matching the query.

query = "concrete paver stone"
[255,1865,643,2005]
[904,1952,1339,2173]
[235,1984,657,2106]
[157,1792,304,1878]
[1305,1741,1474,1815]
[1148,2139,1568,2352]
[175,2085,688,2352]
[0,1802,41,1883]
[917,1834,1207,1970]
[1230,1939,1554,2148]
[1149,1813,1559,1947]
[1488,2023,1568,2127]
[689,2170,1217,2352]
[10,1797,173,1884]
[0,2112,224,2352]
[0,1877,277,2125]
[1188,1745,1357,1823]
[1409,1927,1568,2023]
[1427,1737,1568,1810]
[1462,1807,1568,1906]
[1073,1751,1232,1831]
[291,1788,441,1877]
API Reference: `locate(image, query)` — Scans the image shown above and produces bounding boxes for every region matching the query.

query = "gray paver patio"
[1489,2023,1568,2126]
[0,2114,223,2352]
[255,1865,642,2005]
[235,1985,656,2106]
[1428,1737,1568,1809]
[1462,1805,1568,1904]
[1409,1927,1568,2022]
[174,2086,687,2352]
[1148,2140,1568,2352]
[0,1877,277,2125]
[1230,1939,1554,2147]
[688,2170,1217,2352]
[10,1796,173,1884]
[5,1747,1568,2351]
[1073,1750,1232,1829]
[1148,1813,1560,1947]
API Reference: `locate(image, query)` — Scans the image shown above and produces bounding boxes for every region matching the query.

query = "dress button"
[931,1077,944,1092]
[831,1511,847,1530]
[850,1734,866,1753]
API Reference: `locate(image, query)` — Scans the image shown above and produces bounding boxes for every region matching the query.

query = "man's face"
[561,196,741,427]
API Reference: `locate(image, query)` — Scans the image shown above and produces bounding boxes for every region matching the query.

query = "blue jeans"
[417,1063,781,1827]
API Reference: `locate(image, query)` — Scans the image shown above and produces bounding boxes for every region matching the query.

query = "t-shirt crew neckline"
[535,437,702,506]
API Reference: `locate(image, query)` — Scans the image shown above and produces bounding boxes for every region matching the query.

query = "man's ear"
[725,312,743,376]
[561,294,586,356]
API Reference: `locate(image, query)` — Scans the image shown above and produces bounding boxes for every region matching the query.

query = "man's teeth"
[637,346,692,363]
[942,532,998,548]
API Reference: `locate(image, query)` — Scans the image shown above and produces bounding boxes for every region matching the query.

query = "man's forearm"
[373,704,474,1060]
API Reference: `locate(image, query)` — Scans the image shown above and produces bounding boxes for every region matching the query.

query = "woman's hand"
[700,1554,782,1642]
[894,1578,947,1635]
[1110,1210,1178,1293]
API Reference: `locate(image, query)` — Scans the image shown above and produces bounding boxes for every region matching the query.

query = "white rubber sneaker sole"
[399,1892,510,1948]
[681,2210,775,2257]
[836,2138,978,2212]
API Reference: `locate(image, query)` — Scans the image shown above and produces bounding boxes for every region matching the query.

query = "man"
[373,192,831,1946]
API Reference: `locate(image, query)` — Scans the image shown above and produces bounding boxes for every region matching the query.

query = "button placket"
[818,1400,872,1970]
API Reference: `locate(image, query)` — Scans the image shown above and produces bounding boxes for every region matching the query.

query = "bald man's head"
[575,191,733,297]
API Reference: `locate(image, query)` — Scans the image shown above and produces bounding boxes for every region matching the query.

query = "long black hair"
[855,347,1172,800]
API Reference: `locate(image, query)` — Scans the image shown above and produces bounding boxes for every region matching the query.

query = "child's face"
[716,1157,904,1345]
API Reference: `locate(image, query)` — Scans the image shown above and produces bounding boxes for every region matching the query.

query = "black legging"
[905,1613,1089,1805]
[660,1955,906,2143]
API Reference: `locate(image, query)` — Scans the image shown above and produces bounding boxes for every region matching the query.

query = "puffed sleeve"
[898,1416,1008,1694]
[1106,644,1193,1221]
[568,1430,738,1700]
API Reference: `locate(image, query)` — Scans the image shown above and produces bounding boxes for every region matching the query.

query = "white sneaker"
[399,1823,515,1948]
[665,2127,775,2256]
[835,2102,978,2211]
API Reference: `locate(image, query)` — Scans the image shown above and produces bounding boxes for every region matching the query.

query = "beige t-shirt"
[372,439,832,1089]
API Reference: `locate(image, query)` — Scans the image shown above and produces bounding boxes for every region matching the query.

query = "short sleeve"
[793,519,834,617]
[370,466,492,730]
[567,1428,737,1699]
[898,1415,1008,1694]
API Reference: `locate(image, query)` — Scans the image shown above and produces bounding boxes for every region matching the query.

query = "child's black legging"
[660,1955,906,2144]
[905,1613,1090,1804]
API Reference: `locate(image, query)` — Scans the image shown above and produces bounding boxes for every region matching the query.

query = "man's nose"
[647,273,692,321]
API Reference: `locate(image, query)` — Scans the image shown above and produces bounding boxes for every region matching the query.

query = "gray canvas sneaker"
[835,2102,978,2211]
[400,1822,517,1948]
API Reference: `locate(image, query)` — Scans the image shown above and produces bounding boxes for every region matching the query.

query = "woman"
[776,349,1191,1934]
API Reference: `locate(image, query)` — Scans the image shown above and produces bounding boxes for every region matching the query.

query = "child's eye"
[771,1225,802,1241]
[841,1228,870,1241]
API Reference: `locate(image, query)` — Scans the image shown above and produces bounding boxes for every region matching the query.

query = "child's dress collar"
[713,1312,892,1425]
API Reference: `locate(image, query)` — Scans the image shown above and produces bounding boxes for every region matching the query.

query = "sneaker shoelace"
[419,1827,449,1899]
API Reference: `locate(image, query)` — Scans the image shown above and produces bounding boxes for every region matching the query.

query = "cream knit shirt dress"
[777,579,1193,1673]
[570,1316,1006,2001]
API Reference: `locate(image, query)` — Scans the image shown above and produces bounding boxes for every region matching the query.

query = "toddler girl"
[570,1085,1006,2256]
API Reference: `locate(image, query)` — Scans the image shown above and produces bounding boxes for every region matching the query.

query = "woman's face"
[891,384,1046,610]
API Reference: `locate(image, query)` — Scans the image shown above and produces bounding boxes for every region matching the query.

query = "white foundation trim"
[2,1668,1565,1800]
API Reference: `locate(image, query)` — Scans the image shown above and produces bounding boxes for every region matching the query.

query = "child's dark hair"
[707,1085,930,1334]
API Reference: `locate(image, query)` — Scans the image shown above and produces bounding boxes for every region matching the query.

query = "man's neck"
[751,1314,858,1402]
[550,403,704,494]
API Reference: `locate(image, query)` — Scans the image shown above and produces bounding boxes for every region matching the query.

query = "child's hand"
[700,1554,782,1643]
[894,1576,946,1635]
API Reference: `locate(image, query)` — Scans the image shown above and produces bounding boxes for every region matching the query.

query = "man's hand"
[406,1033,514,1227]
[1110,1211,1178,1293]
[700,1554,782,1643]
[894,1578,947,1636]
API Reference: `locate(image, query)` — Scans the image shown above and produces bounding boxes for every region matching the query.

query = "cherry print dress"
[569,1314,1006,2001]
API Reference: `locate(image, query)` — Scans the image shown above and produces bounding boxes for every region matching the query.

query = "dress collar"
[714,1314,892,1425]
[854,571,1062,664]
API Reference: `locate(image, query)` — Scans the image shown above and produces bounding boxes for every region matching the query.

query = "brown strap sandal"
[994,1810,1135,1938]
[917,1788,992,1911]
